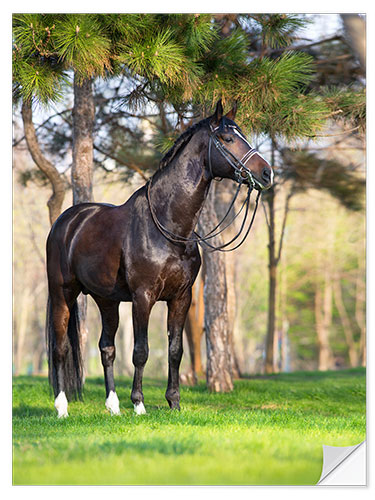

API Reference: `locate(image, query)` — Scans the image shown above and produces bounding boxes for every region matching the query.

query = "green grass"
[13,368,366,485]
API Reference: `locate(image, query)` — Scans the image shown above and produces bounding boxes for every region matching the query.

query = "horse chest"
[124,244,200,301]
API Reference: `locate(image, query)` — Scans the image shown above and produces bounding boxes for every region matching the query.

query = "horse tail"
[46,295,84,401]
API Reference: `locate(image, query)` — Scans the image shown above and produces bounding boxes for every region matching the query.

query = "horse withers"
[46,100,273,418]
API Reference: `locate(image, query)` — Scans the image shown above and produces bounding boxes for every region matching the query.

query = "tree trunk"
[72,76,94,205]
[214,180,241,378]
[315,243,334,371]
[279,250,289,372]
[184,277,205,381]
[315,281,333,370]
[71,75,95,366]
[198,183,233,392]
[333,275,359,367]
[340,14,366,72]
[118,302,134,376]
[21,100,65,225]
[322,269,334,367]
[265,187,277,373]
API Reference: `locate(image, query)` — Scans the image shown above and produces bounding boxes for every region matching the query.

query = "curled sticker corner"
[317,440,366,485]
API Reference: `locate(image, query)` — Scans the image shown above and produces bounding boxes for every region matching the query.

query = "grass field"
[13,368,366,485]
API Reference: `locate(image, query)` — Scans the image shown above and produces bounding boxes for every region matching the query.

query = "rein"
[146,128,263,252]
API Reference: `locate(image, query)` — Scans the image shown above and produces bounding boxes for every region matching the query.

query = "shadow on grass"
[13,404,55,418]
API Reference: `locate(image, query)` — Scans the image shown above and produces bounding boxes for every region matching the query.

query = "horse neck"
[150,135,211,238]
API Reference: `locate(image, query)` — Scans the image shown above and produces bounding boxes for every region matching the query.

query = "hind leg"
[49,287,79,418]
[93,296,121,415]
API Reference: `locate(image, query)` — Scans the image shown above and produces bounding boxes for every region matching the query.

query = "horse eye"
[224,136,233,143]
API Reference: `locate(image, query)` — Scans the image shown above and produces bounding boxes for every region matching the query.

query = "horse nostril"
[262,167,271,182]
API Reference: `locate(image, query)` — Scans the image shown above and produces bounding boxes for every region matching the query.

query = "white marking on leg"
[134,402,146,415]
[54,391,68,418]
[105,390,120,415]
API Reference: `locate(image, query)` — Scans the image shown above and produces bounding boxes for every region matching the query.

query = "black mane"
[159,117,210,170]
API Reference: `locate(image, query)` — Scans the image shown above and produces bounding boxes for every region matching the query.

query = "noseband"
[146,124,263,252]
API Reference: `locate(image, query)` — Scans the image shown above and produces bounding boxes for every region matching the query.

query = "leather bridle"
[146,125,264,252]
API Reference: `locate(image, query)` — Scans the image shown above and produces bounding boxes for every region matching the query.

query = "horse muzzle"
[240,165,273,191]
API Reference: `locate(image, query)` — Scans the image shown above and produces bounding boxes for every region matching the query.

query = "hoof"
[169,402,181,411]
[134,402,146,415]
[105,391,120,416]
[166,390,180,410]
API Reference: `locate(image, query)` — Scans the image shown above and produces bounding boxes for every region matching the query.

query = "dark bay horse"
[46,100,273,417]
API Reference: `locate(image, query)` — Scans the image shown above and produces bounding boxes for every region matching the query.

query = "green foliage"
[52,15,112,80]
[249,14,309,49]
[12,56,67,105]
[118,29,202,92]
[95,13,154,45]
[12,14,57,56]
[13,14,67,104]
[12,13,216,106]
[13,370,365,485]
[231,52,329,137]
[170,14,218,58]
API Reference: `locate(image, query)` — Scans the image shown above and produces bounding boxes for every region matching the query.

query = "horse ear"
[225,101,238,121]
[210,99,223,128]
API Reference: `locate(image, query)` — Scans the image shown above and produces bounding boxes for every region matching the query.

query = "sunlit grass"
[13,368,366,485]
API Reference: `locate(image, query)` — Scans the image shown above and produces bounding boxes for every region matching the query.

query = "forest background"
[12,13,366,387]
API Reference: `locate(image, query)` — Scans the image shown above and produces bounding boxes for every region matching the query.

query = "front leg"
[166,289,192,410]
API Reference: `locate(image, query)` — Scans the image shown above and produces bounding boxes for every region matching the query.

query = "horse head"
[208,100,274,190]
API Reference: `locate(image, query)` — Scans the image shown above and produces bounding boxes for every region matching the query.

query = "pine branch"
[13,107,72,147]
[251,35,343,57]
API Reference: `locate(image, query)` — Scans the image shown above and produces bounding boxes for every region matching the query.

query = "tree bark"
[71,75,95,366]
[184,277,205,381]
[265,186,277,373]
[118,302,134,376]
[314,240,334,371]
[198,183,233,392]
[340,14,366,72]
[214,180,241,378]
[277,249,289,372]
[21,100,66,225]
[315,281,334,370]
[72,76,94,205]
